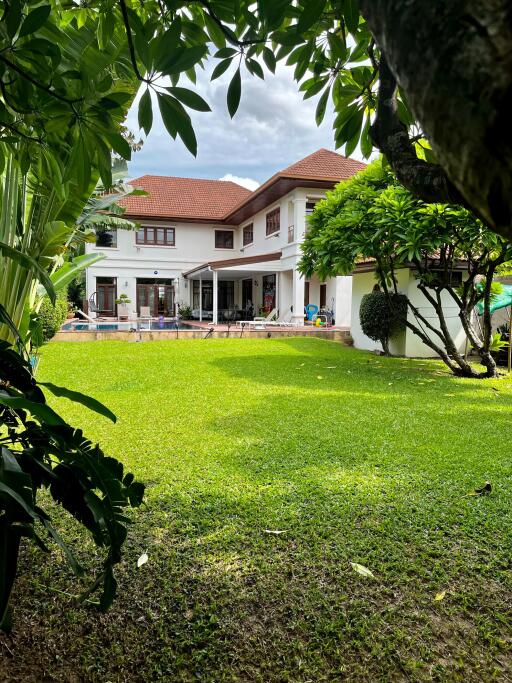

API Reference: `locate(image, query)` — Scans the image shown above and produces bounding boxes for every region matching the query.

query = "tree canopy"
[300,160,512,377]
[1,1,510,238]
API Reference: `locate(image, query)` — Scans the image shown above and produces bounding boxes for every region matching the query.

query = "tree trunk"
[360,0,512,240]
[480,350,499,378]
[381,336,390,356]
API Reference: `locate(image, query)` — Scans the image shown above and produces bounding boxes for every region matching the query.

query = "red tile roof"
[120,175,252,221]
[121,150,366,222]
[280,148,366,180]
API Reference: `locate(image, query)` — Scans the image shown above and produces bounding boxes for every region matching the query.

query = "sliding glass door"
[136,279,175,316]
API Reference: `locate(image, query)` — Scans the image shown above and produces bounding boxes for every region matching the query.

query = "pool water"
[61,321,202,332]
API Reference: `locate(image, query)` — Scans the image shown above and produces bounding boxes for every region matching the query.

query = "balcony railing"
[287,224,295,243]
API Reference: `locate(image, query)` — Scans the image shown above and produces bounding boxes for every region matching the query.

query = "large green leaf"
[227,68,242,118]
[19,4,51,37]
[0,393,65,426]
[138,88,153,136]
[297,0,326,32]
[50,254,106,292]
[0,242,56,305]
[166,87,211,112]
[39,382,117,423]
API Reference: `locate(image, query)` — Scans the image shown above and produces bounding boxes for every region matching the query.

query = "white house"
[85,149,365,326]
[350,261,469,358]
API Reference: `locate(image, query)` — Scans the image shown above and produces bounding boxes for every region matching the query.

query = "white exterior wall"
[85,185,351,325]
[86,220,239,314]
[404,270,467,358]
[351,269,467,358]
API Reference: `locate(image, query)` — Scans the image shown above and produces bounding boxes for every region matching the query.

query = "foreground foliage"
[1,1,509,241]
[2,338,511,682]
[0,340,144,631]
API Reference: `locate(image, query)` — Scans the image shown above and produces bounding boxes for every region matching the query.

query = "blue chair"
[305,304,319,321]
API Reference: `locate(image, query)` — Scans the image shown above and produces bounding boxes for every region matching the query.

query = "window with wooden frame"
[242,223,253,246]
[215,230,234,249]
[136,227,175,246]
[266,207,280,236]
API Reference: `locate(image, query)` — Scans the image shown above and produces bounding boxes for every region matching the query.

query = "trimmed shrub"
[359,290,407,355]
[39,295,68,342]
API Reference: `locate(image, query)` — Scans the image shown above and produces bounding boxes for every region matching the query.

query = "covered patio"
[183,251,299,325]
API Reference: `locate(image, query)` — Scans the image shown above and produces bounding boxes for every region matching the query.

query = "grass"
[2,337,512,682]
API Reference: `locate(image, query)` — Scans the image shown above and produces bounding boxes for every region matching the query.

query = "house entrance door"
[136,279,175,316]
[97,278,116,316]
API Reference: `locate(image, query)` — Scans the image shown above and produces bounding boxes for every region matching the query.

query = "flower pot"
[117,303,130,320]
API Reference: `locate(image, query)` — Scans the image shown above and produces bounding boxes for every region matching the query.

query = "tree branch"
[0,55,82,107]
[118,0,151,84]
[370,53,467,206]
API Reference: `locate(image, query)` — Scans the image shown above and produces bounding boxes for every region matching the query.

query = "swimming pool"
[60,321,203,332]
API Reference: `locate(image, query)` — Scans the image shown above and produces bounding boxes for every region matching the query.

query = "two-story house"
[85,148,366,326]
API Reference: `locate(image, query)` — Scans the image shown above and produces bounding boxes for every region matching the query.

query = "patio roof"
[183,251,282,280]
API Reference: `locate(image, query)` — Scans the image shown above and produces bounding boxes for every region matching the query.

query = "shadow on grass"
[6,470,512,683]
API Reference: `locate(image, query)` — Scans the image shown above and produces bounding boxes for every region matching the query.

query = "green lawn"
[3,338,512,682]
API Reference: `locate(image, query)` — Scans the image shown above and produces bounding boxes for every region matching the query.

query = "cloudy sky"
[125,63,367,189]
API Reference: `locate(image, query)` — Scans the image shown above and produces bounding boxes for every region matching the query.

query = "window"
[136,278,175,316]
[215,230,234,249]
[243,223,253,246]
[218,281,235,309]
[95,228,117,248]
[136,227,175,246]
[193,280,213,311]
[306,201,317,215]
[320,283,327,308]
[266,207,280,236]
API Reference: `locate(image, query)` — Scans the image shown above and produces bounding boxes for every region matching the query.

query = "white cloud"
[219,173,260,191]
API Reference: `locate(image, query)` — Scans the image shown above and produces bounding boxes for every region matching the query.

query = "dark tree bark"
[360,0,512,240]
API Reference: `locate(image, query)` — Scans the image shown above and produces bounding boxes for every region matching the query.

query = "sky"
[125,63,368,190]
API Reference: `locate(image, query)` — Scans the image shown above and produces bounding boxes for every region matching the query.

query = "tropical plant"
[359,290,407,356]
[177,304,193,319]
[115,293,131,305]
[0,315,144,631]
[38,293,68,343]
[300,161,512,378]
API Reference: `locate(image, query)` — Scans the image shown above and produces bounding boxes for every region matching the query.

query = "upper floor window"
[136,227,175,246]
[95,227,117,248]
[306,201,317,215]
[266,207,280,236]
[243,223,253,246]
[215,230,234,249]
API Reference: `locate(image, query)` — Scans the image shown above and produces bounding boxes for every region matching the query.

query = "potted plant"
[178,303,193,320]
[115,293,131,320]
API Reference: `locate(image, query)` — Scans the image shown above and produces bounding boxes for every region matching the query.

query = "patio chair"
[268,308,302,327]
[236,308,277,329]
[138,306,152,330]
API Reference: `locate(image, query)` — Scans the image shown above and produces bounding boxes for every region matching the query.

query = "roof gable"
[119,175,251,222]
[121,149,366,223]
[280,148,366,180]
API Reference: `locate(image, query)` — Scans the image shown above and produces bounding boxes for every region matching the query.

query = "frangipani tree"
[300,161,512,378]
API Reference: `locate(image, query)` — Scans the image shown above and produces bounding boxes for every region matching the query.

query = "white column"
[275,272,279,317]
[212,270,218,324]
[293,197,307,243]
[292,268,305,326]
[199,277,203,322]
